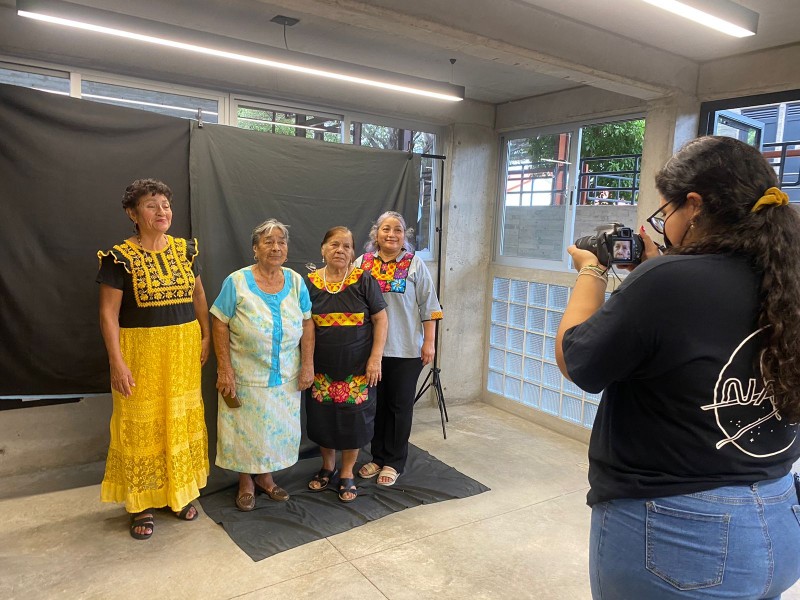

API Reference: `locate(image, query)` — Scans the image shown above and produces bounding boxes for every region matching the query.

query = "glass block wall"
[488,277,604,429]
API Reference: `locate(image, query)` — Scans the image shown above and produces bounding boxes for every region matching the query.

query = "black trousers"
[370,357,424,473]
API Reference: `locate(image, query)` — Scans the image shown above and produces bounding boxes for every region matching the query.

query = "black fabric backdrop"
[0,84,190,396]
[199,445,490,561]
[189,122,421,488]
[0,85,420,399]
[188,121,420,296]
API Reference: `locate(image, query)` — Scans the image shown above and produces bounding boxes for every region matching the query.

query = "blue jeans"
[590,474,800,599]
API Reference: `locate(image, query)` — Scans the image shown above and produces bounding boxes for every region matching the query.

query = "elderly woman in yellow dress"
[354,211,442,487]
[97,178,210,540]
[210,219,314,511]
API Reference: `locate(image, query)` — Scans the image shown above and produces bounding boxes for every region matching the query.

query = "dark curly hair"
[655,136,800,421]
[122,179,172,211]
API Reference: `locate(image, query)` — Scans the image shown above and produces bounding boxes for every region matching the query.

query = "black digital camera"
[574,222,643,267]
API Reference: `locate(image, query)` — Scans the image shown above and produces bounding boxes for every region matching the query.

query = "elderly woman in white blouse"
[354,211,443,486]
[210,219,314,511]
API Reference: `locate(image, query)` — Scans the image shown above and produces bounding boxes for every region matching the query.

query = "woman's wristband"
[577,264,608,282]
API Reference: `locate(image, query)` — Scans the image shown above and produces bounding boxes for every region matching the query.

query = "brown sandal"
[235,491,256,511]
[255,480,290,502]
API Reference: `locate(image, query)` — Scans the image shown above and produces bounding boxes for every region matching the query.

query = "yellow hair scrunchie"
[751,187,789,213]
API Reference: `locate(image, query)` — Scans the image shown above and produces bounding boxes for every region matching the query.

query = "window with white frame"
[498,118,644,270]
[236,102,343,143]
[80,79,220,123]
[0,63,70,95]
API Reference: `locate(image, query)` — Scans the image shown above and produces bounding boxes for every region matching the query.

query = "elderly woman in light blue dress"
[210,219,314,511]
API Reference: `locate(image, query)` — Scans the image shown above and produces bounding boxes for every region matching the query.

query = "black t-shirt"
[563,254,800,506]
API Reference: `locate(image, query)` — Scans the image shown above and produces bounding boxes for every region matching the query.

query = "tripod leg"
[433,371,449,423]
[432,372,447,439]
[414,369,433,404]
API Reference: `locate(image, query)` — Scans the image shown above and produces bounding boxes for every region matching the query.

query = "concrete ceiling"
[0,0,797,105]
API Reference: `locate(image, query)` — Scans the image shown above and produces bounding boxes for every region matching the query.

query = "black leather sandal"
[338,478,358,503]
[130,511,154,540]
[174,503,199,521]
[308,468,337,492]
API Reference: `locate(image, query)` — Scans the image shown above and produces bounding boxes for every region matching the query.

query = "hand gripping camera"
[574,222,643,267]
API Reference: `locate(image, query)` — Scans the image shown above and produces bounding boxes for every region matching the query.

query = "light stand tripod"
[414,152,449,439]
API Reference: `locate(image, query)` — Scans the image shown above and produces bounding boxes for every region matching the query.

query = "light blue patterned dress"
[210,266,311,473]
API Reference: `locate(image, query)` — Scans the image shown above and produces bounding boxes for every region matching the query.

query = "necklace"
[322,265,352,294]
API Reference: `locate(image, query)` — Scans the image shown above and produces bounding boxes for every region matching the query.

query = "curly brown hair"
[655,136,800,421]
[122,179,172,211]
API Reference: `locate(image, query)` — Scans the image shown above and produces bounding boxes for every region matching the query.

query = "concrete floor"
[2,402,799,600]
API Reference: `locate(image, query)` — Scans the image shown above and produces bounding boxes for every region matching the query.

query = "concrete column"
[432,123,498,405]
[638,95,700,222]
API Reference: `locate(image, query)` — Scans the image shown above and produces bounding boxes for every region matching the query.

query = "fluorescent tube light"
[17,0,465,102]
[642,0,758,37]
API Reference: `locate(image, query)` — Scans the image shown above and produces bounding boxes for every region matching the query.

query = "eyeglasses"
[646,199,677,235]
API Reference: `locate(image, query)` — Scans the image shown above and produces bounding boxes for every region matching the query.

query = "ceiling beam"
[256,0,699,100]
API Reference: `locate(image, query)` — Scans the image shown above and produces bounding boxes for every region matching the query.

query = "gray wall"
[0,398,111,477]
[574,205,639,242]
[437,123,499,405]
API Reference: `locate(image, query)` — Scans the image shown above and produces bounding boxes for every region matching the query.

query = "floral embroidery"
[362,252,413,293]
[308,268,363,293]
[312,312,365,327]
[312,373,369,404]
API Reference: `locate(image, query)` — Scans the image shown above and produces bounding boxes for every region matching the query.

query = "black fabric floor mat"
[198,444,490,561]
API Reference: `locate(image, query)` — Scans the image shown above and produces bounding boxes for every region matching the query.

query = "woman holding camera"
[557,136,800,599]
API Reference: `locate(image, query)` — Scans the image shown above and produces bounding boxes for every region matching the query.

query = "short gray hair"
[252,218,290,247]
[365,211,415,253]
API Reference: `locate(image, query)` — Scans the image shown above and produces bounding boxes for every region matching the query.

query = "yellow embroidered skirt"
[101,320,209,513]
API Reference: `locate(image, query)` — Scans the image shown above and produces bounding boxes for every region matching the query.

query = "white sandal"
[358,462,381,479]
[377,466,399,487]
